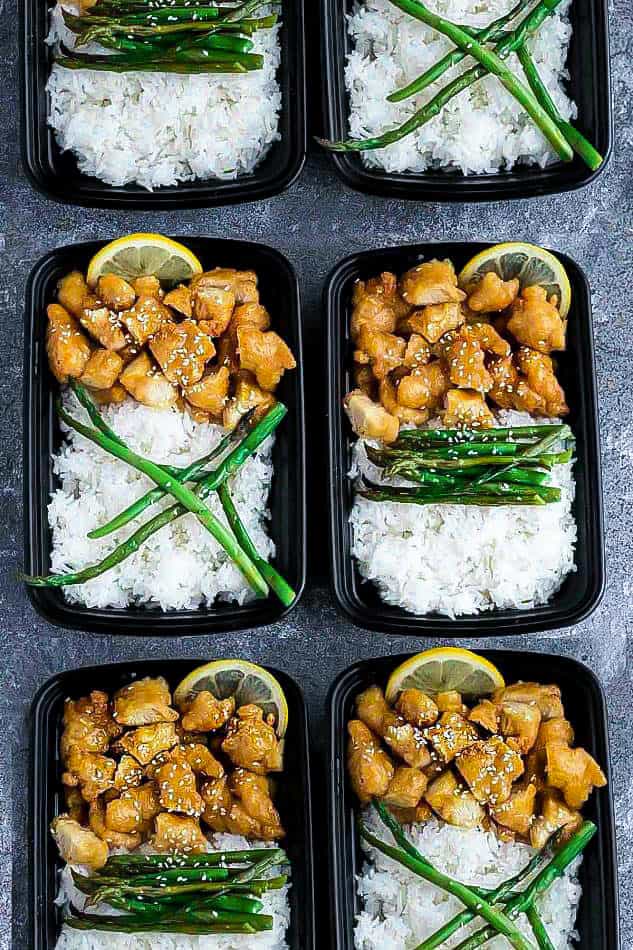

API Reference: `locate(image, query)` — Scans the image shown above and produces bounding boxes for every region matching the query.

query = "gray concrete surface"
[1,1,632,946]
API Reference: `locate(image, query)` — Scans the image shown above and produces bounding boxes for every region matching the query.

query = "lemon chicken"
[347,679,605,846]
[46,265,296,429]
[344,259,569,441]
[51,675,286,870]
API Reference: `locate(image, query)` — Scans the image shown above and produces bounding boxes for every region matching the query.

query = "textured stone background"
[1,0,632,946]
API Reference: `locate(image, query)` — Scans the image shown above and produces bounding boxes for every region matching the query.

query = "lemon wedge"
[385,647,505,702]
[87,233,202,289]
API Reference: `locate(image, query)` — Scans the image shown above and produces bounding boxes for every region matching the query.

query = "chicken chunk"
[222,370,275,429]
[347,719,394,804]
[396,362,450,411]
[350,272,402,340]
[378,377,430,427]
[425,771,484,828]
[395,689,439,728]
[490,783,537,836]
[192,285,235,337]
[61,690,121,760]
[80,296,128,351]
[382,766,428,808]
[120,295,172,346]
[89,383,128,406]
[57,271,89,318]
[113,677,178,727]
[443,389,495,428]
[151,813,210,854]
[492,683,564,721]
[426,712,479,765]
[545,744,607,809]
[79,349,123,390]
[507,286,566,354]
[388,802,433,825]
[356,686,430,769]
[113,755,144,792]
[355,364,378,399]
[462,322,511,358]
[119,352,178,409]
[537,717,575,749]
[62,750,117,802]
[400,260,466,307]
[455,737,524,806]
[97,275,136,312]
[237,327,296,391]
[149,319,215,388]
[64,786,88,824]
[105,783,161,833]
[229,769,285,840]
[436,692,468,715]
[354,328,406,381]
[407,302,465,344]
[343,390,399,443]
[89,799,143,851]
[515,348,569,416]
[200,776,260,838]
[468,699,500,734]
[222,704,283,774]
[51,815,109,870]
[164,284,193,318]
[231,302,271,334]
[132,276,162,299]
[403,334,432,369]
[118,722,179,766]
[499,701,542,754]
[156,760,204,817]
[192,268,259,306]
[46,304,91,383]
[467,273,520,313]
[446,336,492,392]
[179,691,235,733]
[172,743,224,779]
[529,789,583,849]
[488,355,523,411]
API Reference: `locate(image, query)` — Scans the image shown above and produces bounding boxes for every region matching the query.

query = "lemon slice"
[174,660,288,737]
[87,233,203,289]
[458,242,571,319]
[385,648,505,703]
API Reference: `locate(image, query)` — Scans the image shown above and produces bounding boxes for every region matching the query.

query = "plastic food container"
[23,237,306,634]
[30,659,316,950]
[19,0,306,208]
[320,0,612,201]
[327,650,619,949]
[325,241,604,637]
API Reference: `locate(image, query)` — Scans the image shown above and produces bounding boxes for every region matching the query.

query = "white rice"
[346,0,576,174]
[355,813,582,949]
[48,395,275,610]
[349,411,576,616]
[55,834,291,950]
[46,4,282,189]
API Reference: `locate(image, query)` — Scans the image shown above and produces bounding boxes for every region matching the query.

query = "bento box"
[23,237,306,635]
[325,241,604,637]
[29,659,316,949]
[320,0,612,201]
[328,651,619,949]
[19,0,306,208]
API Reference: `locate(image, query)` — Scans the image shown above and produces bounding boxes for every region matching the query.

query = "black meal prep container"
[326,241,605,637]
[30,659,316,950]
[328,650,619,950]
[23,237,306,635]
[321,0,612,201]
[19,0,306,208]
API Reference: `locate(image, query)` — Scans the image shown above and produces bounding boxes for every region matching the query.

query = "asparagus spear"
[104,848,283,870]
[395,424,564,446]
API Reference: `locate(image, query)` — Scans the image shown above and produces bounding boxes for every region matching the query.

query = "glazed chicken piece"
[499,701,542,754]
[164,284,193,318]
[89,799,143,852]
[57,270,89,318]
[400,260,466,307]
[118,721,179,766]
[487,355,528,412]
[462,322,511,358]
[347,719,394,803]
[90,384,128,406]
[200,776,259,838]
[436,691,468,715]
[507,286,566,354]
[355,364,378,399]
[193,285,235,337]
[467,273,520,313]
[490,783,537,836]
[229,769,285,839]
[131,275,162,298]
[529,789,583,849]
[354,328,406,381]
[80,296,128,351]
[62,750,117,802]
[350,272,403,340]
[222,370,275,429]
[119,352,178,409]
[492,683,564,721]
[378,377,430,427]
[389,802,433,825]
[425,770,484,828]
[61,690,121,759]
[343,390,399,443]
[105,783,161,834]
[149,320,215,388]
[469,699,500,734]
[193,268,259,306]
[231,302,271,334]
[46,304,91,383]
[64,787,88,824]
[237,327,296,391]
[443,389,495,428]
[80,349,123,390]
[455,736,524,806]
[179,691,235,733]
[445,336,492,392]
[524,716,575,790]
[395,688,439,728]
[545,744,607,809]
[151,813,210,854]
[120,294,172,346]
[382,766,428,808]
[172,742,224,779]
[515,347,569,416]
[396,361,450,411]
[113,754,144,792]
[156,760,204,817]
[403,334,432,369]
[425,712,479,765]
[407,302,465,344]
[113,677,178,727]
[51,815,109,870]
[222,704,283,774]
[356,686,430,769]
[97,275,136,312]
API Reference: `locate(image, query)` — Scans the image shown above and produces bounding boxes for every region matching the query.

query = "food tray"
[19,0,306,208]
[327,650,619,949]
[23,237,306,635]
[320,0,612,201]
[30,659,316,950]
[325,241,605,637]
